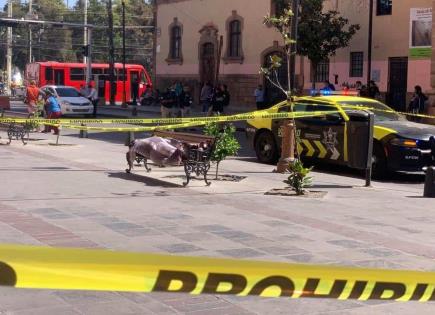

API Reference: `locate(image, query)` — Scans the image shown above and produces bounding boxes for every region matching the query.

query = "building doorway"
[387,57,408,111]
[200,42,216,85]
[263,51,288,107]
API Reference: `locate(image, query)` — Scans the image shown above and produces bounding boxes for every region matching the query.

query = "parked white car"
[41,85,93,116]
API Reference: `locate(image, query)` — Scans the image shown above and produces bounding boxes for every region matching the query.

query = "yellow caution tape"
[1,244,435,302]
[0,110,339,133]
[0,110,335,126]
[1,98,434,133]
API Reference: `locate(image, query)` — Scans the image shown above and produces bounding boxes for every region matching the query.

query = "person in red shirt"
[25,80,42,116]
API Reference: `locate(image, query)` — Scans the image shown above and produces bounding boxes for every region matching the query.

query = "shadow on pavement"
[107,171,182,188]
[306,161,425,185]
[311,184,354,189]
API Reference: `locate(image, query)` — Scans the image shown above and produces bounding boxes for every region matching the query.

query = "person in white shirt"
[86,83,99,117]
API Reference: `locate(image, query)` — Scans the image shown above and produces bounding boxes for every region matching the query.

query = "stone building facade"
[155,0,289,109]
[155,0,435,114]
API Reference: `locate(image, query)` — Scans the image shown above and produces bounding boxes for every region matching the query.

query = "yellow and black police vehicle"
[246,92,435,177]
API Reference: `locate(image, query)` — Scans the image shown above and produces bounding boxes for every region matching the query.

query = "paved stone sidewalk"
[0,130,434,314]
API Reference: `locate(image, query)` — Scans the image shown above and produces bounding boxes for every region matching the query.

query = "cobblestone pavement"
[0,131,434,314]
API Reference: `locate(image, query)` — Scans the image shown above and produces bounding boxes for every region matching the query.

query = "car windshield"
[55,87,81,98]
[338,100,405,121]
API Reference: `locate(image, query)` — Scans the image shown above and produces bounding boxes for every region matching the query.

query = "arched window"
[224,11,244,63]
[229,20,241,57]
[170,26,182,59]
[166,18,183,64]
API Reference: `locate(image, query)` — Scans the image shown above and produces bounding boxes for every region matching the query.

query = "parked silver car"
[41,85,93,116]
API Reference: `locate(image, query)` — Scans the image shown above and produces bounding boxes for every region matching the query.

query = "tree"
[261,4,299,175]
[261,2,314,193]
[0,0,154,72]
[297,0,360,88]
[204,123,240,180]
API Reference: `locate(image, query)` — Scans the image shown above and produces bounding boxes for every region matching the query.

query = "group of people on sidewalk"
[160,82,194,118]
[200,82,230,116]
[159,81,231,118]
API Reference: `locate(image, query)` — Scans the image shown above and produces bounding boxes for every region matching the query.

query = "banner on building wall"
[409,8,432,58]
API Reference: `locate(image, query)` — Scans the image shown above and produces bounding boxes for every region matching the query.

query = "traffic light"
[81,45,89,57]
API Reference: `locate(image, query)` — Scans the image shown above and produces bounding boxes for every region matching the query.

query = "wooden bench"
[152,130,216,186]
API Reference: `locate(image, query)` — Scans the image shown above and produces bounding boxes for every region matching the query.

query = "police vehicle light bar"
[310,89,359,97]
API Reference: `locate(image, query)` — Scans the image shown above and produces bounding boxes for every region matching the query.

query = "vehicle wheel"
[255,131,279,164]
[372,142,388,179]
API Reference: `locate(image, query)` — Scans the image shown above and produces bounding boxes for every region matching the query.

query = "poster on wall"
[409,8,432,58]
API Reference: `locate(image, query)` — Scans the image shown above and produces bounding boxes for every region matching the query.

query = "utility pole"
[6,0,13,95]
[107,0,116,106]
[84,0,88,65]
[122,0,127,107]
[28,0,33,63]
[367,0,374,87]
[86,28,92,86]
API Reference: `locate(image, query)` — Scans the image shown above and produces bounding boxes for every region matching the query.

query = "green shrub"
[285,159,313,195]
[204,122,241,179]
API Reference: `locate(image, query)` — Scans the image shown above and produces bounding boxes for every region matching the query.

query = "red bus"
[25,61,152,104]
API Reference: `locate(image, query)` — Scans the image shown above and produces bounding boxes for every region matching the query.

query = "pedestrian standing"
[174,81,183,116]
[160,87,177,118]
[10,81,16,97]
[209,85,225,116]
[200,81,213,113]
[355,81,363,96]
[368,80,381,100]
[86,83,99,117]
[131,79,140,105]
[222,84,230,112]
[409,85,428,121]
[180,86,193,117]
[43,90,62,135]
[79,84,87,97]
[25,80,42,116]
[0,79,5,95]
[254,85,265,110]
[359,85,369,97]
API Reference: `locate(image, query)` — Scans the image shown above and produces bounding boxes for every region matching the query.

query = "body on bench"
[154,130,216,186]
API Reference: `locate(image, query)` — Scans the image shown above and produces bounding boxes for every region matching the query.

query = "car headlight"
[62,101,71,106]
[390,138,418,148]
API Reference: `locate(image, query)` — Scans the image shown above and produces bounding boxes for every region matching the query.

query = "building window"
[229,20,241,57]
[224,11,244,63]
[350,52,364,77]
[271,0,289,16]
[377,0,392,16]
[70,68,85,81]
[311,60,330,83]
[170,26,181,59]
[166,18,183,64]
